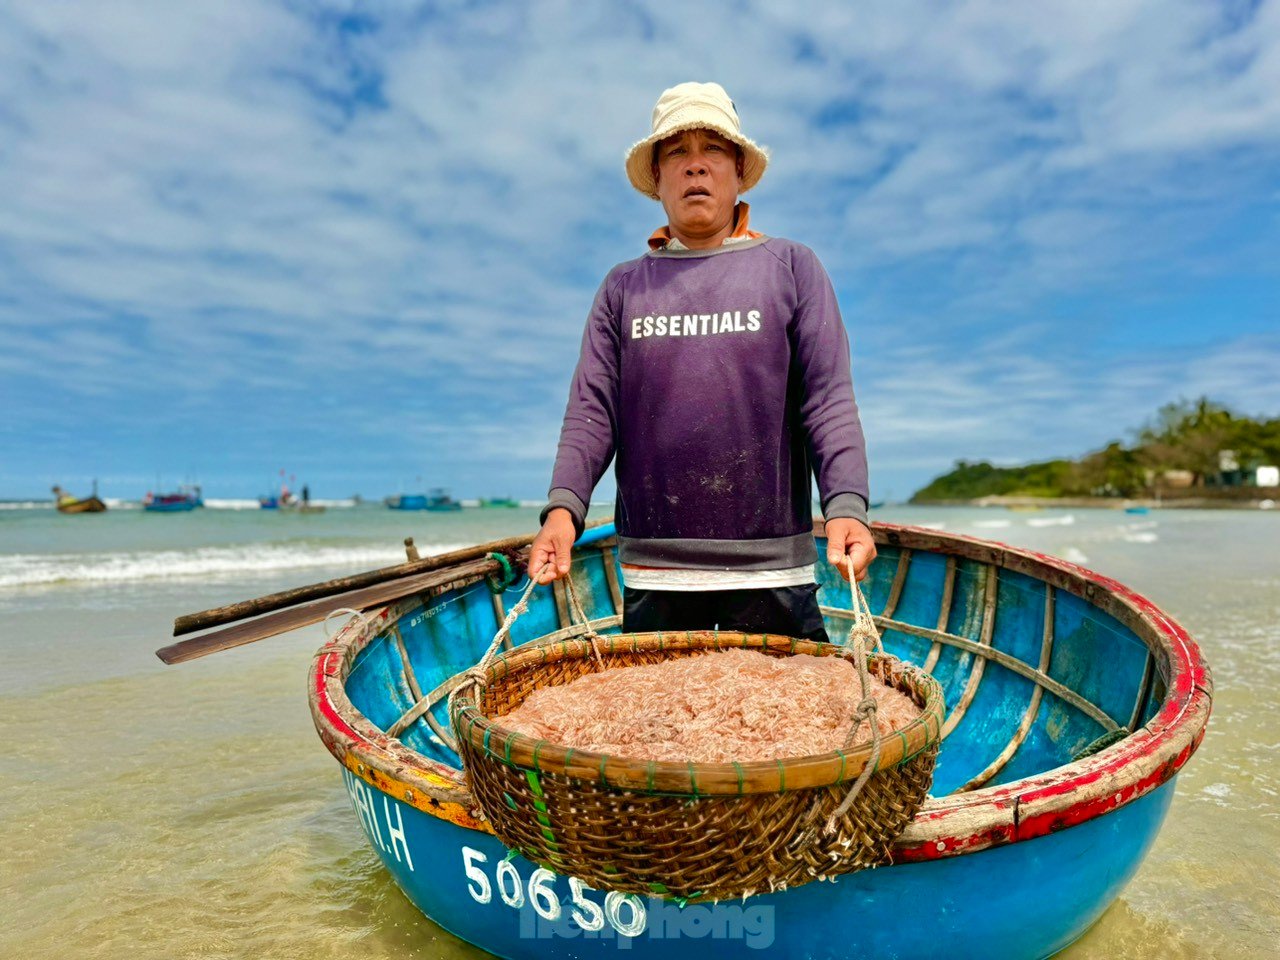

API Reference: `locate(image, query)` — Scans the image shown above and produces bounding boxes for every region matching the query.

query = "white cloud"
[1,0,1277,496]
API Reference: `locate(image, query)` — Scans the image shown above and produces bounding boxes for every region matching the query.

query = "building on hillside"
[1214,450,1242,486]
[1214,449,1280,488]
[1159,469,1195,488]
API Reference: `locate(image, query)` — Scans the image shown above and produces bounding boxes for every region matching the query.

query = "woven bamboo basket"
[449,602,945,900]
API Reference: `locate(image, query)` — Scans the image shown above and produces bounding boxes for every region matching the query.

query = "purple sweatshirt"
[543,236,869,571]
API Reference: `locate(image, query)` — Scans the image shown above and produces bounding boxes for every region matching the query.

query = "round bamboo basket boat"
[308,521,1213,958]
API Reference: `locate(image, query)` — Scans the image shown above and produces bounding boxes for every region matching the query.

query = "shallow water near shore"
[1,504,1276,958]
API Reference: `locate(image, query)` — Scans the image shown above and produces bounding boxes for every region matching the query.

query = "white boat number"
[407,606,444,627]
[570,878,603,932]
[603,890,646,937]
[496,859,524,908]
[461,847,646,937]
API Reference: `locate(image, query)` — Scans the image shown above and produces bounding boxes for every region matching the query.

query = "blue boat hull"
[341,767,1175,960]
[388,495,428,510]
[144,501,199,512]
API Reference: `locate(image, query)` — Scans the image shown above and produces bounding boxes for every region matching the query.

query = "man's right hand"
[528,508,576,583]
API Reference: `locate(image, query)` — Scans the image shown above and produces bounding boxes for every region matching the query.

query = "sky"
[1,0,1278,502]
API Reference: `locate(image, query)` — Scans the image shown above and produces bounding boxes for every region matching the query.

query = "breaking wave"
[0,498,360,511]
[1025,514,1076,527]
[0,541,470,589]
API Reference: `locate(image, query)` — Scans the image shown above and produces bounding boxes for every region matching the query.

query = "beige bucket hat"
[625,81,769,200]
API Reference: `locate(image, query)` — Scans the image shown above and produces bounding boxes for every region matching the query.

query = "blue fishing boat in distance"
[143,485,203,512]
[1124,506,1151,515]
[386,493,429,511]
[310,520,1211,960]
[425,488,462,511]
[386,489,463,511]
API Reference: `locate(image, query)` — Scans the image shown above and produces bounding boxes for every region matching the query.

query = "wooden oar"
[156,555,505,665]
[172,529,545,636]
[161,518,612,665]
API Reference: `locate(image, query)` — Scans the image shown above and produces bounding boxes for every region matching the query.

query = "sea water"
[0,504,1276,958]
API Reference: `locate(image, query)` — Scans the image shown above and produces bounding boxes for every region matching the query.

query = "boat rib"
[938,566,999,739]
[1128,652,1156,733]
[920,556,957,674]
[600,546,625,615]
[881,549,911,619]
[956,585,1055,792]
[489,592,514,650]
[820,607,1119,733]
[388,673,461,751]
[552,578,571,628]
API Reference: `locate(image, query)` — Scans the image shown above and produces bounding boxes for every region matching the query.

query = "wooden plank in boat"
[157,557,497,664]
[172,533,536,635]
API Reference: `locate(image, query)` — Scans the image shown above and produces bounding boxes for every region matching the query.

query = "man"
[529,81,875,643]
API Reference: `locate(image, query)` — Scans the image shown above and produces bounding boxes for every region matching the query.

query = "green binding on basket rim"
[448,629,945,798]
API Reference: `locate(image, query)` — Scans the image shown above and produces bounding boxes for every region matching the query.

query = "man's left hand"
[825,518,877,582]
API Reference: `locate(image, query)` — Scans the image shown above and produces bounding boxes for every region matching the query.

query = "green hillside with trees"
[911,397,1280,502]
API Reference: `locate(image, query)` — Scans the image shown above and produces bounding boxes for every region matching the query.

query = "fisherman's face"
[652,128,743,241]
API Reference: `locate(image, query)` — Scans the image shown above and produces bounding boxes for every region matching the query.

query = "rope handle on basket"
[561,571,607,660]
[825,565,886,834]
[446,563,605,722]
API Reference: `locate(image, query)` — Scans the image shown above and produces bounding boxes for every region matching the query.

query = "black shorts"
[622,583,830,644]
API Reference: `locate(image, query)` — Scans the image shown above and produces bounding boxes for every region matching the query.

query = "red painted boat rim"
[308,522,1212,862]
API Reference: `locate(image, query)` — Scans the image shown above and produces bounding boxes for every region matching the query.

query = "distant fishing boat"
[143,485,202,513]
[386,494,428,511]
[261,473,323,512]
[52,483,107,514]
[1124,506,1151,515]
[478,496,519,508]
[426,488,463,511]
[387,489,463,512]
[306,519,1211,960]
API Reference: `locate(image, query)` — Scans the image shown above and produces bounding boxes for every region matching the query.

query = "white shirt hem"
[620,563,816,592]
